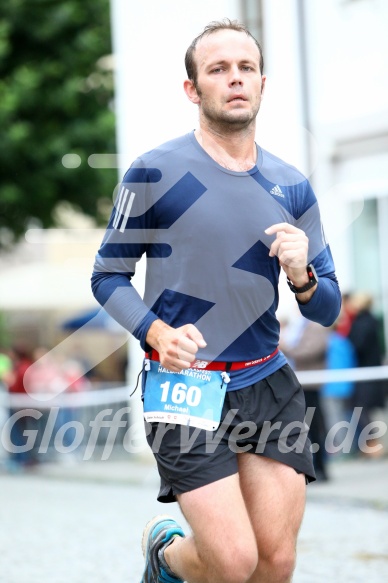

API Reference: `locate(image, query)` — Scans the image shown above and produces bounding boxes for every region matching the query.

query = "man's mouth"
[228,95,247,102]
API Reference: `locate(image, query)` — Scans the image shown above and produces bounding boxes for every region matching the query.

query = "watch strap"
[287,264,318,294]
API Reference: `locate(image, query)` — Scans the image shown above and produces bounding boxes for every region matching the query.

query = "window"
[350,196,388,350]
[351,199,380,300]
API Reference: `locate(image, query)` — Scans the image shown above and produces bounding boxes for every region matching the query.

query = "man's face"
[192,29,266,130]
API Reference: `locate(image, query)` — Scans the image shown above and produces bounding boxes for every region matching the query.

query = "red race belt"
[145,348,279,372]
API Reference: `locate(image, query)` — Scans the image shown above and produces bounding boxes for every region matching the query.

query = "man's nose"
[228,65,243,86]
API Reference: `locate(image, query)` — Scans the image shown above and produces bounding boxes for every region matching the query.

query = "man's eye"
[211,67,223,73]
[241,65,254,71]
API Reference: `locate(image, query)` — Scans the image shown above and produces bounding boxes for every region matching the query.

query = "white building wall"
[303,0,388,344]
[306,0,388,125]
[259,0,310,175]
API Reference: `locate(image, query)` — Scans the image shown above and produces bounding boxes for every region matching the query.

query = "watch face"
[307,264,318,282]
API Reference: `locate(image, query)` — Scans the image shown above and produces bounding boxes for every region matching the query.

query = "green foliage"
[0,0,117,244]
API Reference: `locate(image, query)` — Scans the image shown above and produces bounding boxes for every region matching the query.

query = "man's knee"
[210,540,258,583]
[259,548,296,582]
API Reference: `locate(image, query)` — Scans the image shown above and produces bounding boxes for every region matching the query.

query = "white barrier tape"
[296,365,388,387]
[1,364,387,409]
[0,386,132,409]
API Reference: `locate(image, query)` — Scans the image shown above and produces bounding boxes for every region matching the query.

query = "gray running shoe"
[140,514,184,583]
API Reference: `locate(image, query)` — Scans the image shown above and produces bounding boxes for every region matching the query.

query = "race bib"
[143,361,227,430]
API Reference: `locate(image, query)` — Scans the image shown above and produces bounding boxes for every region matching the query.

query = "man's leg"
[238,454,306,583]
[164,473,259,583]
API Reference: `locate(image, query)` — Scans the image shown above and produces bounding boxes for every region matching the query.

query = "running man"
[92,19,341,583]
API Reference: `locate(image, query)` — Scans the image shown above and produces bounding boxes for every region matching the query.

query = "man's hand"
[265,222,309,284]
[265,222,317,303]
[146,320,207,372]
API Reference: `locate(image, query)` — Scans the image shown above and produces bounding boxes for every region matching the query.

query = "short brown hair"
[185,19,264,87]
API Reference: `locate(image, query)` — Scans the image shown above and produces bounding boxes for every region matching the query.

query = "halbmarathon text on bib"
[143,361,227,430]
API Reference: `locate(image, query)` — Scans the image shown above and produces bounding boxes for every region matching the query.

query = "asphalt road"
[1,461,388,583]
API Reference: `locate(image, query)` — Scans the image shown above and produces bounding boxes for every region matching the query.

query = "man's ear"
[184,79,200,104]
[261,75,267,96]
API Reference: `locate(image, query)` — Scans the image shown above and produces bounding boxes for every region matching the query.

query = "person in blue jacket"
[92,19,341,583]
[322,321,356,454]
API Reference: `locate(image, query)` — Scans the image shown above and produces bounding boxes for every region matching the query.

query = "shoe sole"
[141,514,175,558]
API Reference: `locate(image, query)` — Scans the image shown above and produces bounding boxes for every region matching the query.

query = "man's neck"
[194,124,257,172]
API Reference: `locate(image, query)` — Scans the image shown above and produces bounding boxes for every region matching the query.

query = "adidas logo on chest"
[269,184,285,198]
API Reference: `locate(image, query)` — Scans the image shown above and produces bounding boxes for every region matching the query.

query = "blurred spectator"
[67,344,94,380]
[0,350,13,462]
[321,313,357,454]
[0,349,12,390]
[25,346,67,462]
[281,318,330,481]
[335,293,355,338]
[26,348,90,460]
[6,344,35,468]
[55,357,90,455]
[26,346,67,396]
[347,292,385,457]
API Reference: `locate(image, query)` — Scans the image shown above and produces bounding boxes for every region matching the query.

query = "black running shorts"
[145,364,316,503]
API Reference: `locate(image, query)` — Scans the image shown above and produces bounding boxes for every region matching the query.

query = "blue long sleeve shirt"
[92,132,341,390]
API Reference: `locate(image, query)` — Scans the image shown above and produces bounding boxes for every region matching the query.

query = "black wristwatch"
[287,264,318,294]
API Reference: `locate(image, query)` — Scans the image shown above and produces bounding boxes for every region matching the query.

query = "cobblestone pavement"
[1,466,387,583]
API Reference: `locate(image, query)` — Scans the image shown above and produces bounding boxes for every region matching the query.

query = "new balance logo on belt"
[192,360,209,369]
[269,184,285,198]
